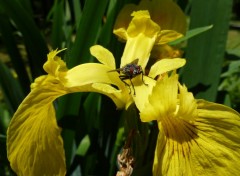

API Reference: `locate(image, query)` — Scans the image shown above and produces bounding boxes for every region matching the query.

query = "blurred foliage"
[0,0,239,175]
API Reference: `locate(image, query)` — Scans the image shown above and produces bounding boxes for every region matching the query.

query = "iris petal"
[65,63,114,88]
[140,74,178,122]
[120,34,156,69]
[90,45,116,69]
[152,97,240,176]
[148,58,186,79]
[7,78,66,176]
[133,76,156,112]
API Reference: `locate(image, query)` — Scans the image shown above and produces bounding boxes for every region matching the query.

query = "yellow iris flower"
[5,3,190,176]
[140,73,240,176]
[7,43,185,176]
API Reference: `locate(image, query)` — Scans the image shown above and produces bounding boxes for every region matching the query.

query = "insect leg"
[129,78,136,96]
[119,75,132,94]
[141,71,148,86]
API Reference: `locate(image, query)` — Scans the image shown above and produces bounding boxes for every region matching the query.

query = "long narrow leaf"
[51,0,65,49]
[67,0,109,67]
[181,0,233,101]
[169,25,213,45]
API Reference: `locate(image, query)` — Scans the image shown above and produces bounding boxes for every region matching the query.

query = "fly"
[108,59,147,95]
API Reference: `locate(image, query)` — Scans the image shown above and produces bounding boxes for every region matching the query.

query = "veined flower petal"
[153,100,240,176]
[7,78,67,176]
[140,73,240,175]
[148,58,186,79]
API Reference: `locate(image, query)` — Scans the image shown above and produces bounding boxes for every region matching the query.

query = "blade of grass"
[67,0,109,67]
[51,0,64,49]
[181,0,233,101]
[72,0,82,30]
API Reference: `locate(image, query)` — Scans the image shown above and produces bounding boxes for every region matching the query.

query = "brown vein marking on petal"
[161,116,199,158]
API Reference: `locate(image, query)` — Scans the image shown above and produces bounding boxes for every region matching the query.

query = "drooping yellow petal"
[140,74,178,122]
[148,58,186,79]
[152,99,240,176]
[7,77,67,176]
[7,49,123,175]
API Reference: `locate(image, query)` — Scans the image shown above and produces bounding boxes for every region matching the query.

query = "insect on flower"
[108,59,148,95]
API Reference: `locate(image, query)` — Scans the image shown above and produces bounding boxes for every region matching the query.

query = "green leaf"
[181,0,233,101]
[67,0,109,67]
[72,0,82,30]
[76,135,91,156]
[0,103,11,134]
[51,0,65,49]
[169,25,213,45]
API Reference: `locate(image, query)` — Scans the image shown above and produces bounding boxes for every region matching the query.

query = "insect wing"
[128,58,139,65]
[108,59,139,73]
[108,67,123,73]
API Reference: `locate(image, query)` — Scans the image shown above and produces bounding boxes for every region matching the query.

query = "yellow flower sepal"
[139,73,240,176]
